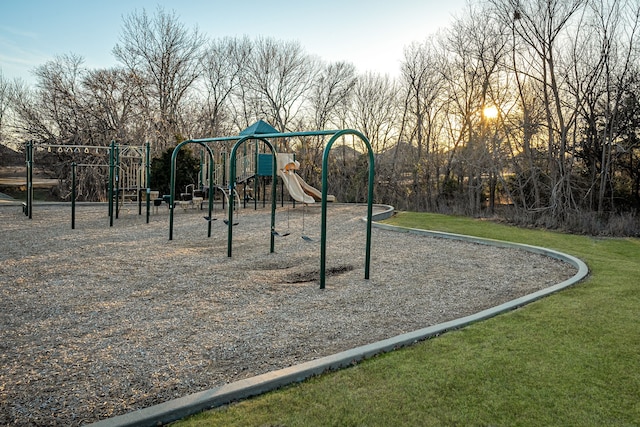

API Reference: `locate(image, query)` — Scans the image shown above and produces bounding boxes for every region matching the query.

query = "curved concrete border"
[370,203,396,221]
[89,207,589,427]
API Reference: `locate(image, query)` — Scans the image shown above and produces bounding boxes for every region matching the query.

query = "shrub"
[150,146,200,196]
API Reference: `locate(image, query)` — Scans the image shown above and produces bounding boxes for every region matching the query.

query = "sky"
[0,0,468,85]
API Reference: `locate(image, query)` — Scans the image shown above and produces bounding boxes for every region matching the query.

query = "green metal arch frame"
[227,129,375,289]
[227,136,278,256]
[320,129,375,289]
[167,128,374,290]
[169,140,216,240]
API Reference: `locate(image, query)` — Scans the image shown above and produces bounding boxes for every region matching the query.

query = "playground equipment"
[231,125,375,290]
[195,139,258,209]
[24,140,151,227]
[169,120,375,289]
[277,154,315,204]
[216,185,242,210]
[169,140,215,238]
[276,154,336,204]
[272,202,292,238]
[171,184,206,211]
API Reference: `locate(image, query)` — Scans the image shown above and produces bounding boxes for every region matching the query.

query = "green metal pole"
[254,141,258,210]
[138,158,143,216]
[199,150,204,190]
[270,149,277,253]
[146,142,151,224]
[26,141,33,219]
[108,141,115,227]
[115,144,120,219]
[243,142,247,181]
[169,146,177,241]
[29,141,33,218]
[207,152,214,238]
[364,145,375,279]
[222,154,226,210]
[23,141,28,217]
[227,153,236,257]
[320,146,329,289]
[71,162,76,229]
[228,137,277,257]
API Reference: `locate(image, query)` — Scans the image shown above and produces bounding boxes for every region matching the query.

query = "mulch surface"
[0,203,575,426]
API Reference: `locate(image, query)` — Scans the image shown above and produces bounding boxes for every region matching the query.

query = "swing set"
[168,121,375,289]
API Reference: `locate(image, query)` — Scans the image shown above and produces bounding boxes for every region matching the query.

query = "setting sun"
[483,105,499,119]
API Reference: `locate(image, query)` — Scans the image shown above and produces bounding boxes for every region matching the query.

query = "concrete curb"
[88,209,589,427]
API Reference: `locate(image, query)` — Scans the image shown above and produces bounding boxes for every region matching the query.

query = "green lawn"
[175,212,640,427]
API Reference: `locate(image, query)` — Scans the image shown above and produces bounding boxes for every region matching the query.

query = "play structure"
[23,140,151,227]
[20,120,374,290]
[169,120,374,289]
[186,135,334,211]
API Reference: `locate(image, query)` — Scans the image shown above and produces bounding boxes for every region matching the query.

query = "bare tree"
[5,0,638,231]
[503,13,548,213]
[300,60,357,176]
[14,53,90,145]
[82,67,147,144]
[199,36,251,136]
[576,0,640,214]
[349,72,399,153]
[0,70,10,146]
[113,6,205,152]
[498,0,585,219]
[399,38,445,210]
[8,55,117,201]
[237,37,317,140]
[347,72,401,203]
[309,61,357,131]
[433,4,511,215]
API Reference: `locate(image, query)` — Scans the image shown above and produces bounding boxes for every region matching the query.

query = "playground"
[0,202,576,426]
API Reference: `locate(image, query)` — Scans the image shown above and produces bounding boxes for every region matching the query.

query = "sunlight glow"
[483,105,499,120]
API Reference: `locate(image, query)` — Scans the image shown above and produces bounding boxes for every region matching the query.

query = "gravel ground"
[0,202,575,426]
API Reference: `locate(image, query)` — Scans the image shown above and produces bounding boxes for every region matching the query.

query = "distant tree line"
[1,1,639,235]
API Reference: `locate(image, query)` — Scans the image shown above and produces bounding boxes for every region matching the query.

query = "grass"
[174,212,640,426]
[0,187,53,201]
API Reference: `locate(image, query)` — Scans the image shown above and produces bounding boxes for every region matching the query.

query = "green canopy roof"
[239,120,279,136]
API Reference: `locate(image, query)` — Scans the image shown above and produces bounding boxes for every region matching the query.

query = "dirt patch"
[284,264,355,283]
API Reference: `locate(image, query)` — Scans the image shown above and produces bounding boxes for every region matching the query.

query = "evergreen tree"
[150,146,200,196]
